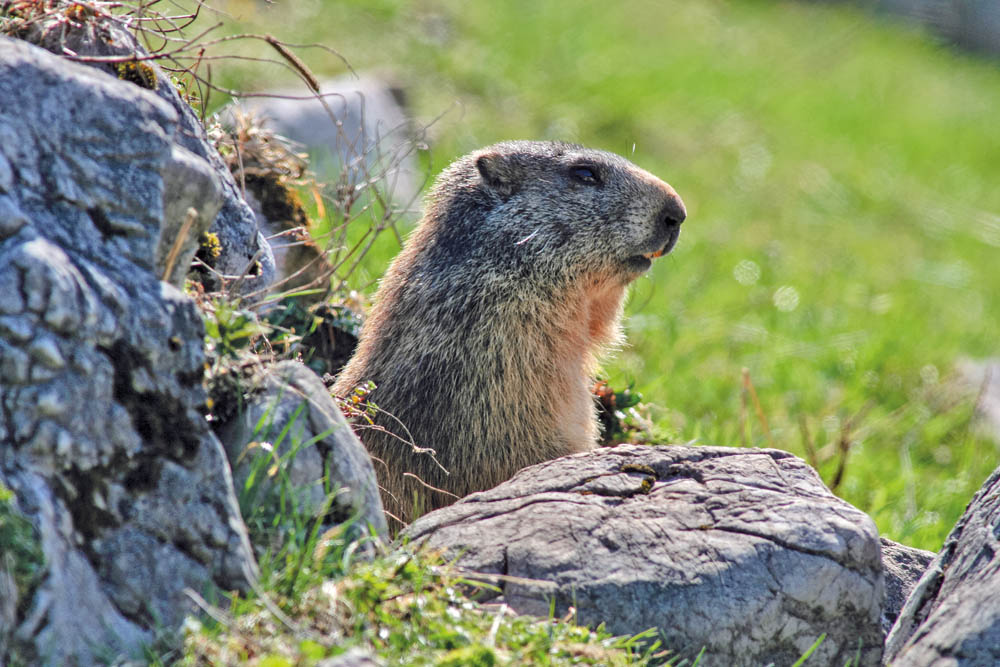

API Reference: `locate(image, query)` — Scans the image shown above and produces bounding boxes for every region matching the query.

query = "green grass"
[179,386,661,665]
[180,544,664,665]
[204,0,1000,552]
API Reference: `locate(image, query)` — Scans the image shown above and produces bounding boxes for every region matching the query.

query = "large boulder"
[216,361,388,541]
[11,4,276,300]
[884,464,1000,665]
[0,37,257,665]
[230,74,424,207]
[406,444,885,666]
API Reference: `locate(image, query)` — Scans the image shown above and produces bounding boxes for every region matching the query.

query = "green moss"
[198,231,222,263]
[116,60,158,90]
[638,476,654,494]
[620,463,657,477]
[0,483,45,615]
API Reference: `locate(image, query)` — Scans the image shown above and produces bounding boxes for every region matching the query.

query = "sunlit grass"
[179,388,660,666]
[208,0,1000,551]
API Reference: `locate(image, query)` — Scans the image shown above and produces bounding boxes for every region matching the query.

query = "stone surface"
[884,464,1000,665]
[406,444,884,667]
[0,36,257,665]
[317,648,384,667]
[216,361,388,540]
[956,358,1000,444]
[816,1,1000,57]
[15,7,276,300]
[876,0,1000,56]
[159,145,224,287]
[880,537,935,637]
[229,74,424,207]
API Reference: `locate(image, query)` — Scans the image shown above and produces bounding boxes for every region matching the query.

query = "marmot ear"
[476,152,519,197]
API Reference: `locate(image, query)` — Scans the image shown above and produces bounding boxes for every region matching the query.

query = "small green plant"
[260,299,364,378]
[0,482,45,618]
[595,379,666,446]
[236,401,366,600]
[203,299,270,363]
[791,633,825,667]
[336,380,379,424]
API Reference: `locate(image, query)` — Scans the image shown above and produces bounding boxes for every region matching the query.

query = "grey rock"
[217,361,387,540]
[317,648,384,667]
[406,444,884,667]
[816,1,1000,57]
[880,537,935,637]
[956,358,1000,444]
[157,145,224,288]
[0,36,257,665]
[3,469,151,664]
[876,0,1000,56]
[884,464,1000,665]
[230,74,425,207]
[15,8,276,301]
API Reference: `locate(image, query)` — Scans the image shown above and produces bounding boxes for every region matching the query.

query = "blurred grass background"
[208,0,1000,552]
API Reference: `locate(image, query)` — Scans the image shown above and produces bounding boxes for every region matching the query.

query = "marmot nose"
[660,194,686,227]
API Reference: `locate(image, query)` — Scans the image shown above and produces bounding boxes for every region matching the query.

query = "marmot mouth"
[629,224,681,270]
[625,255,654,273]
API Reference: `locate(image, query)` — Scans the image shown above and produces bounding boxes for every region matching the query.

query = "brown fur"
[333,141,685,526]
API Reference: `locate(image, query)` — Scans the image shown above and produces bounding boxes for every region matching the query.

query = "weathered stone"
[879,537,935,637]
[884,465,1000,665]
[957,358,1000,444]
[0,195,26,238]
[406,444,884,667]
[157,145,224,287]
[0,36,257,666]
[230,74,423,207]
[217,361,387,541]
[14,7,276,301]
[2,469,150,664]
[0,316,31,343]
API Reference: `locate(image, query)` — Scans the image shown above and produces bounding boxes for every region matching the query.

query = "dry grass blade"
[742,367,775,448]
[401,472,460,500]
[264,33,318,93]
[799,414,819,469]
[161,206,198,281]
[827,401,874,493]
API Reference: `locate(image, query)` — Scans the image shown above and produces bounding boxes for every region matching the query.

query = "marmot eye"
[570,165,601,185]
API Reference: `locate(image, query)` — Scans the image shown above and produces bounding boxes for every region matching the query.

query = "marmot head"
[426,140,686,289]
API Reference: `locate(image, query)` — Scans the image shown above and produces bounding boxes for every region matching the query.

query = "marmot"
[334,140,686,525]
